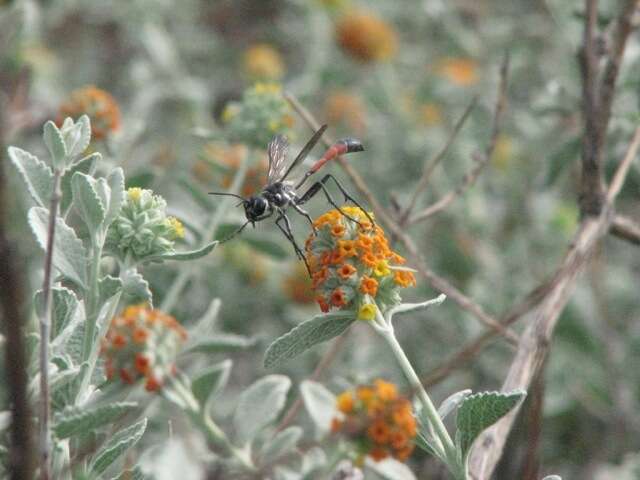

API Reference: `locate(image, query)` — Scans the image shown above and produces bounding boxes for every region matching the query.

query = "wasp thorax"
[244,196,268,220]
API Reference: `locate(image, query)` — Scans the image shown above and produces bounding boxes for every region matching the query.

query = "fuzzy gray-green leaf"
[90,417,147,475]
[121,270,151,303]
[260,426,302,464]
[60,153,99,214]
[64,115,92,160]
[8,146,53,207]
[186,333,257,354]
[145,241,218,262]
[105,168,125,228]
[43,121,67,169]
[455,390,526,460]
[28,207,87,288]
[53,402,138,439]
[300,380,336,434]
[109,466,150,480]
[34,287,78,339]
[233,375,291,444]
[191,359,232,408]
[99,276,123,305]
[264,312,355,369]
[72,172,106,234]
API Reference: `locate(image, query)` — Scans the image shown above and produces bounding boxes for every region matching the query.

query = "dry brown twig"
[409,55,510,225]
[610,214,640,245]
[398,96,478,226]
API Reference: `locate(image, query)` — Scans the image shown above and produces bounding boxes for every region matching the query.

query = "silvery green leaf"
[414,433,438,457]
[300,380,336,435]
[104,168,124,228]
[8,147,53,207]
[34,287,78,340]
[386,294,446,319]
[28,207,87,288]
[191,359,232,408]
[264,312,355,369]
[455,390,526,461]
[53,402,138,439]
[233,375,291,444]
[43,121,67,169]
[273,466,301,480]
[71,172,106,235]
[301,447,326,475]
[121,270,151,303]
[438,389,472,420]
[365,458,417,480]
[60,153,99,215]
[50,365,81,396]
[0,412,11,433]
[145,241,218,262]
[186,333,257,354]
[260,426,302,464]
[99,276,123,305]
[63,115,92,161]
[90,418,147,475]
[542,476,562,480]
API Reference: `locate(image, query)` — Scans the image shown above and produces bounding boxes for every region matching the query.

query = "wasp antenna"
[220,220,250,243]
[208,192,248,201]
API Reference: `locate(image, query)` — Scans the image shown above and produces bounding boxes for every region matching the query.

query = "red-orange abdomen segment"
[310,138,364,173]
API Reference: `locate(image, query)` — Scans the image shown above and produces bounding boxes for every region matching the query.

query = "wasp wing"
[279,124,328,183]
[267,134,290,185]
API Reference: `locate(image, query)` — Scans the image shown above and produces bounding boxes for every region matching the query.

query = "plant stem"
[160,151,251,313]
[164,376,256,472]
[373,307,459,472]
[81,235,104,365]
[38,168,62,480]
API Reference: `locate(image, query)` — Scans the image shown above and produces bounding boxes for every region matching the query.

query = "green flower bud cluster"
[222,82,295,148]
[105,187,184,262]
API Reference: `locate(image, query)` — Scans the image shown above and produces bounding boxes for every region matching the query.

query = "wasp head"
[243,196,268,222]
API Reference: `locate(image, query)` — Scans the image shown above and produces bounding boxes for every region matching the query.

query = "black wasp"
[209,124,374,274]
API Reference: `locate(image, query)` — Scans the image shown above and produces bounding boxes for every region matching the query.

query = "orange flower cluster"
[57,86,121,140]
[195,142,267,197]
[282,262,316,304]
[242,43,285,80]
[305,207,416,318]
[324,90,367,136]
[335,11,398,63]
[436,58,479,87]
[331,379,417,462]
[101,305,187,392]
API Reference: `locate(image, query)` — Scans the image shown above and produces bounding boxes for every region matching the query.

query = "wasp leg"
[319,174,375,226]
[298,176,363,226]
[275,213,311,275]
[291,202,317,234]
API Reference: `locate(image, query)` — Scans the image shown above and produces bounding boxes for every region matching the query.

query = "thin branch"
[610,214,640,245]
[579,0,605,216]
[409,54,510,225]
[399,97,478,223]
[284,92,519,344]
[607,126,640,201]
[38,168,61,480]
[0,97,35,480]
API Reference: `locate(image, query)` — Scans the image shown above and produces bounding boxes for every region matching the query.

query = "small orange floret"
[331,224,346,237]
[112,334,127,348]
[134,353,150,375]
[359,276,378,296]
[132,327,149,344]
[338,263,357,279]
[368,420,391,444]
[369,447,389,462]
[394,270,416,288]
[374,379,398,401]
[337,391,355,413]
[330,288,348,307]
[145,375,162,392]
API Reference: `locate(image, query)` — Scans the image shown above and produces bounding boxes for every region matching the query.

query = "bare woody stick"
[409,54,510,225]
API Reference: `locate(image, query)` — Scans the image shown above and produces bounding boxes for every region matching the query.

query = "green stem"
[373,307,458,470]
[81,236,103,363]
[164,376,256,472]
[160,151,251,313]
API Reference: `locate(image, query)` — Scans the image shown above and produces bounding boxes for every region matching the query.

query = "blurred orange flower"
[336,11,398,63]
[57,85,121,140]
